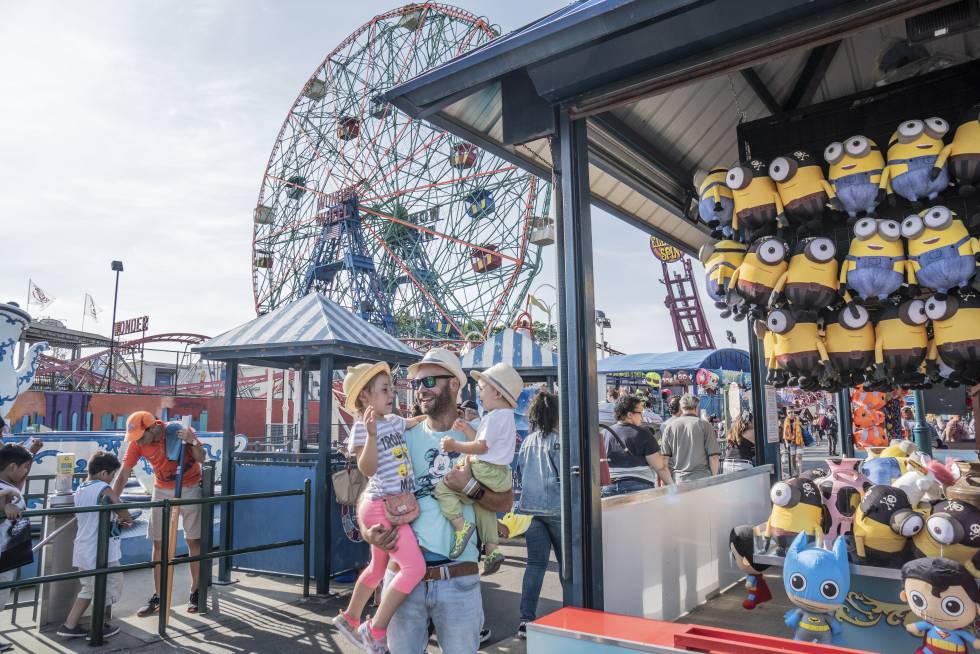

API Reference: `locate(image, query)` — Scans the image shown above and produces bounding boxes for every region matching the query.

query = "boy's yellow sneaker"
[449,521,475,559]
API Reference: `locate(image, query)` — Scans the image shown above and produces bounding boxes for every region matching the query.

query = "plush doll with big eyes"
[902,557,980,653]
[729,525,772,610]
[783,532,850,643]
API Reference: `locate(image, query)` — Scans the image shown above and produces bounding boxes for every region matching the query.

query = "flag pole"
[26,278,31,310]
[81,294,87,333]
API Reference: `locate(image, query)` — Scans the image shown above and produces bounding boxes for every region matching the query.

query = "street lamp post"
[595,310,611,359]
[107,260,124,392]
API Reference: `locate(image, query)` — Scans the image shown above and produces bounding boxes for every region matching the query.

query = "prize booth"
[387,1,980,652]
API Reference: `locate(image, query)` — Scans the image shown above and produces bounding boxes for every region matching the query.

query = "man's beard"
[424,385,455,419]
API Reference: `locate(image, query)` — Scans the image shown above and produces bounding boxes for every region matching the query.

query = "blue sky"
[0,0,746,354]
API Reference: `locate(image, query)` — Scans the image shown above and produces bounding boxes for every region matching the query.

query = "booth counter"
[602,466,772,621]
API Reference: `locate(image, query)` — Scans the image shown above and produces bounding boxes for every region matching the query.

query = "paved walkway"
[0,540,560,653]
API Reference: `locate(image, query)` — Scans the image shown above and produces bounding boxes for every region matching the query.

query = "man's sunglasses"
[411,374,455,389]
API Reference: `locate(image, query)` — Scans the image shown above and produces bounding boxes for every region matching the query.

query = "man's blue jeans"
[385,569,483,654]
[520,514,562,621]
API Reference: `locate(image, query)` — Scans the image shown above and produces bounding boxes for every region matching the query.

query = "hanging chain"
[728,74,751,160]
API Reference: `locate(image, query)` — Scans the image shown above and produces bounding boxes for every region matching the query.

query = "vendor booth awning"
[194,293,419,368]
[598,348,750,374]
[459,328,557,380]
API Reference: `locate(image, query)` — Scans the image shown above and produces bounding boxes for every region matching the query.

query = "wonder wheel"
[252,4,552,341]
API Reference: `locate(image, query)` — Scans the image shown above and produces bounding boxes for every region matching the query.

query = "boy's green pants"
[434,459,512,547]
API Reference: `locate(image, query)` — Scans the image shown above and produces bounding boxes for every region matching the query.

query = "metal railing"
[0,477,311,646]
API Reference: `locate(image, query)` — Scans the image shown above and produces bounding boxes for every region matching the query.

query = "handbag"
[0,518,33,573]
[383,492,420,525]
[332,460,368,506]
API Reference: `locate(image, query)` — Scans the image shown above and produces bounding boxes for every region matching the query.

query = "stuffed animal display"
[729,525,772,610]
[782,532,850,643]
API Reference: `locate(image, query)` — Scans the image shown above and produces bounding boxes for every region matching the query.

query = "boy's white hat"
[407,347,466,388]
[471,362,523,408]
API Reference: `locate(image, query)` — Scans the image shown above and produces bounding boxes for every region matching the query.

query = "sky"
[0,0,747,357]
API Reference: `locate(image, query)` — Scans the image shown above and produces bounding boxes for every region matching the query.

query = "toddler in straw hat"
[332,362,426,654]
[435,362,523,575]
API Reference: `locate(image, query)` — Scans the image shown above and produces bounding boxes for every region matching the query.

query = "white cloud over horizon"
[0,0,747,358]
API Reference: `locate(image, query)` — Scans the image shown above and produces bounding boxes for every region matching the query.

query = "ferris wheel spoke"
[482,176,538,329]
[360,219,464,336]
[358,164,517,204]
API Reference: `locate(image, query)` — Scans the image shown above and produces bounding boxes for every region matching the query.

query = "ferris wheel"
[251,4,552,341]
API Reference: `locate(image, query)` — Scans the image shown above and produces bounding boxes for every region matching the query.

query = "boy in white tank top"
[58,452,133,639]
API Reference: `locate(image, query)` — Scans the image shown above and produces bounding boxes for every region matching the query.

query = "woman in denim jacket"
[514,390,562,638]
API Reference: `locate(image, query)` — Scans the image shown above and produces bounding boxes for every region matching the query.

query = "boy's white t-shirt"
[73,480,122,569]
[474,408,517,466]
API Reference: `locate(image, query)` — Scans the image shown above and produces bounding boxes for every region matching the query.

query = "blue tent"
[460,329,557,381]
[597,348,750,374]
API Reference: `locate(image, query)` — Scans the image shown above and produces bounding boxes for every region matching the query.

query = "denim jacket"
[515,430,560,516]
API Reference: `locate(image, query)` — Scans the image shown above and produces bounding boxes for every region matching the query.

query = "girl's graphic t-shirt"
[349,415,414,500]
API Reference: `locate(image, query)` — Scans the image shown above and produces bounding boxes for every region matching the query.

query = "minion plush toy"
[881,117,952,205]
[903,206,980,296]
[754,319,787,386]
[839,217,905,302]
[769,151,835,232]
[729,525,772,610]
[783,532,850,643]
[699,240,747,317]
[913,500,980,578]
[766,308,829,389]
[852,484,924,567]
[726,159,784,239]
[696,168,736,237]
[926,292,980,385]
[873,298,929,385]
[823,304,875,388]
[765,476,826,555]
[769,237,839,311]
[824,135,885,219]
[946,102,980,196]
[727,236,789,319]
[902,558,980,654]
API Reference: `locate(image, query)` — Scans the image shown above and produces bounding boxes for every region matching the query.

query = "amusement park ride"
[649,237,716,351]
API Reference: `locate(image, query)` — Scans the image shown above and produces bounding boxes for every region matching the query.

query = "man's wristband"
[462,478,485,500]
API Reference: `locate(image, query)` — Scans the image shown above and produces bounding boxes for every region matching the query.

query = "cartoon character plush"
[823,304,875,388]
[729,525,772,610]
[769,151,835,232]
[947,103,980,196]
[872,298,930,386]
[839,217,905,302]
[824,135,885,218]
[926,292,980,385]
[765,477,825,555]
[913,500,980,578]
[699,240,747,317]
[727,236,789,319]
[852,405,888,450]
[894,456,958,507]
[903,207,980,296]
[726,159,784,239]
[769,237,839,312]
[696,168,736,237]
[765,308,829,390]
[755,319,788,386]
[814,458,871,545]
[881,117,952,205]
[902,557,980,653]
[783,532,850,643]
[852,485,924,567]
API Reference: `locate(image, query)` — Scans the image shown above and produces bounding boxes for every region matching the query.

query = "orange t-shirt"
[123,439,201,489]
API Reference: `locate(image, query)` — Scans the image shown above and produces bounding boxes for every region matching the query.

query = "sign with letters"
[113,315,149,337]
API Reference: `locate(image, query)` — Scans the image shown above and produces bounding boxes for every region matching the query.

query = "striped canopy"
[460,329,557,380]
[195,294,419,367]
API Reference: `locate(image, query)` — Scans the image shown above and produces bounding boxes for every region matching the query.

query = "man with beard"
[360,348,512,654]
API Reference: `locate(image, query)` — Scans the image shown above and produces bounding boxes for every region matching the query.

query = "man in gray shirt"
[660,393,720,482]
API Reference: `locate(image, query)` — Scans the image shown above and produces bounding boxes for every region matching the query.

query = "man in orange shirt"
[111,411,205,617]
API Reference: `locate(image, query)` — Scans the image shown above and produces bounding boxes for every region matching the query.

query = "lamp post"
[107,260,124,392]
[532,283,557,345]
[595,310,611,359]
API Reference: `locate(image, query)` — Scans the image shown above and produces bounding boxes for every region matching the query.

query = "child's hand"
[452,418,469,433]
[440,437,457,453]
[364,406,377,437]
[3,503,21,521]
[28,439,43,455]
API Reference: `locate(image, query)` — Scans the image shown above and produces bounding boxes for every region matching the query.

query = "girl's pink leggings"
[358,497,425,594]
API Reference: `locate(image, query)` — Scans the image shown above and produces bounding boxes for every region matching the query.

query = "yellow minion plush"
[925,292,980,386]
[769,151,835,231]
[727,236,789,318]
[823,304,875,388]
[770,237,839,311]
[881,117,952,205]
[696,168,736,237]
[902,206,980,295]
[947,102,980,195]
[839,217,905,302]
[726,159,784,239]
[872,299,929,385]
[824,135,885,218]
[699,240,747,315]
[766,308,829,389]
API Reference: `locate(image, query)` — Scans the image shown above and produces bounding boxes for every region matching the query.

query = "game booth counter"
[385,0,980,652]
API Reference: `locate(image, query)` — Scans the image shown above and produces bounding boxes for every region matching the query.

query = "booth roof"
[460,328,557,379]
[598,348,750,374]
[194,293,420,368]
[385,0,970,255]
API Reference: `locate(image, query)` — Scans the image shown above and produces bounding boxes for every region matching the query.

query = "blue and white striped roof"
[460,329,557,378]
[196,294,418,362]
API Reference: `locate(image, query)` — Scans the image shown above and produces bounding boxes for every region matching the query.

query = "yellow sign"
[649,236,682,263]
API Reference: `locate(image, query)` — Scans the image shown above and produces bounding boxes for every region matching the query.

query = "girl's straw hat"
[343,362,391,412]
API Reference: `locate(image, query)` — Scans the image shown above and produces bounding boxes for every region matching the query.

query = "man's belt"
[421,561,479,581]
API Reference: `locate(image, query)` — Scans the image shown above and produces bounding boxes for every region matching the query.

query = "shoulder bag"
[383,492,420,525]
[332,458,368,506]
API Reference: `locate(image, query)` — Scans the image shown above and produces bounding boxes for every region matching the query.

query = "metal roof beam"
[782,41,841,111]
[740,68,784,118]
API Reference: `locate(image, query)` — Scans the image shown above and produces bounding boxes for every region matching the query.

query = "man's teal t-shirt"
[404,420,478,563]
